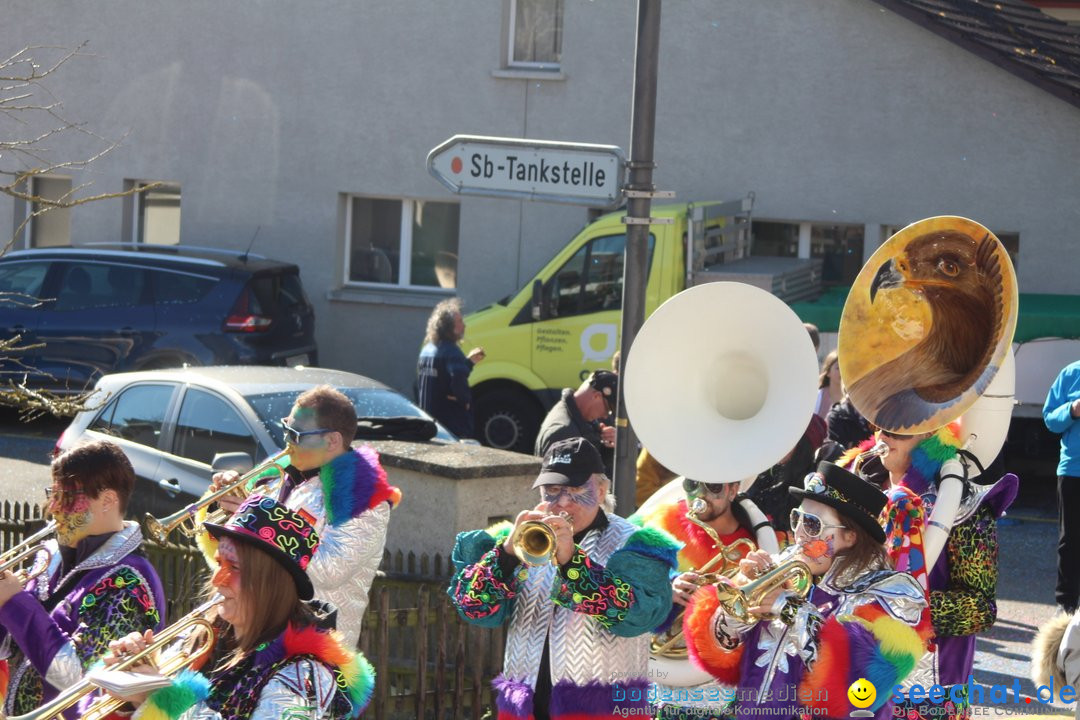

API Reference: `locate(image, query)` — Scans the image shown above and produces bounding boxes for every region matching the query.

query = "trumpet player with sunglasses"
[203,386,400,649]
[682,462,932,720]
[448,437,680,720]
[0,440,166,718]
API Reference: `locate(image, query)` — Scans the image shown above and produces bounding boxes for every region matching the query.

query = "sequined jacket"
[448,514,679,720]
[683,561,932,720]
[0,522,165,718]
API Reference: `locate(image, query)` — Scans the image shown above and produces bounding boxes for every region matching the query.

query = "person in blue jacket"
[1045,360,1080,614]
[417,297,485,438]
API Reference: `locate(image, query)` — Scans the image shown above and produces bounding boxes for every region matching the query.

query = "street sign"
[427,135,625,208]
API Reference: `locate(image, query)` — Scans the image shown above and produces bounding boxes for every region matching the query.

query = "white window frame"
[343,195,458,293]
[507,0,563,71]
[129,180,181,245]
[22,175,73,249]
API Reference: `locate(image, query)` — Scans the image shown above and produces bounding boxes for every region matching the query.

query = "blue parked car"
[0,244,318,394]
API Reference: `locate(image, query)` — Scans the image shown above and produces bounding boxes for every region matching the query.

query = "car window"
[0,261,50,304]
[151,270,217,304]
[172,388,259,465]
[249,272,308,314]
[544,233,655,319]
[54,263,148,311]
[244,387,456,444]
[88,384,174,448]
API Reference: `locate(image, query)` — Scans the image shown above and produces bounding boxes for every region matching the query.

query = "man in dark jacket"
[534,370,617,474]
[417,298,485,438]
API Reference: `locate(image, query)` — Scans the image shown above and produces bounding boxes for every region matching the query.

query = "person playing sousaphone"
[103,495,374,719]
[635,474,779,717]
[448,437,680,720]
[682,462,933,720]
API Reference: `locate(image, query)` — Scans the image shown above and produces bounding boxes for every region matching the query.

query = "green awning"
[789,286,1080,343]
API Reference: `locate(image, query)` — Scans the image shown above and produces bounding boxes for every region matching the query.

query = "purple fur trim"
[549,678,651,716]
[493,675,533,718]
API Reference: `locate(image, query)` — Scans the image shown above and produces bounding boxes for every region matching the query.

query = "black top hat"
[204,495,321,600]
[789,461,887,543]
[533,437,606,489]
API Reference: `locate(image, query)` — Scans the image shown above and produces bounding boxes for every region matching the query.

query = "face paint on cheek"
[799,535,836,560]
[53,509,93,545]
[568,479,599,508]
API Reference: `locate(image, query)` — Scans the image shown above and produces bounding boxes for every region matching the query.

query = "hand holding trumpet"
[502,503,575,566]
[0,570,23,607]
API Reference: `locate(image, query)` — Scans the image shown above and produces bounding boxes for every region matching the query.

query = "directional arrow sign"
[427,135,625,208]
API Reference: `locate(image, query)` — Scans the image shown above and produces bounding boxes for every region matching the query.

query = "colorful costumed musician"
[106,495,373,720]
[448,437,679,720]
[0,440,166,717]
[682,462,932,720]
[635,475,779,717]
[206,385,400,648]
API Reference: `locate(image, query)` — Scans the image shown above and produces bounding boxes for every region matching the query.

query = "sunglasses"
[279,418,334,447]
[789,508,847,538]
[682,478,729,496]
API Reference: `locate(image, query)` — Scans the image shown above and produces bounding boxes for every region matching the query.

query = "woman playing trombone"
[104,495,373,720]
[682,462,932,720]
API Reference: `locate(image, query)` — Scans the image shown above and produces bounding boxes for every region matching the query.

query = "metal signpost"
[427,135,626,208]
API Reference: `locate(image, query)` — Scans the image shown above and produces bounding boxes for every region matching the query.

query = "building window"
[810,223,864,286]
[508,0,563,69]
[752,221,799,258]
[28,176,72,248]
[345,196,460,289]
[132,182,181,245]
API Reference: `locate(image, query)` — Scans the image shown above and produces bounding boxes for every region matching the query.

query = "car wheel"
[475,387,541,453]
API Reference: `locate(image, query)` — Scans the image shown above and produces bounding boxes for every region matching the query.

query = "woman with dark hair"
[683,462,932,720]
[813,351,842,419]
[105,496,373,720]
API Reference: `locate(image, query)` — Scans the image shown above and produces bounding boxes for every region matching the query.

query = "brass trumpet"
[144,449,289,542]
[0,521,55,569]
[509,511,572,566]
[0,543,53,585]
[714,550,813,624]
[851,440,888,476]
[651,498,756,657]
[9,596,222,720]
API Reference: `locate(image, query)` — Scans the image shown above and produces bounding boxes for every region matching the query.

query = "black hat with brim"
[789,460,887,543]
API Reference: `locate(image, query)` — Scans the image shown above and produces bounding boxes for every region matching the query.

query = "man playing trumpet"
[206,385,400,649]
[448,437,679,720]
[0,440,166,717]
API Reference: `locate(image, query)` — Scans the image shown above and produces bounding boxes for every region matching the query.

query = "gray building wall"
[1,0,1077,395]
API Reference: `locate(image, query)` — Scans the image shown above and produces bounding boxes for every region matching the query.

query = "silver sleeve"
[306,502,389,596]
[43,641,83,690]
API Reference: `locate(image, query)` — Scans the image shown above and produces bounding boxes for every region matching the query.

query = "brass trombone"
[7,596,222,720]
[0,521,55,569]
[651,498,756,657]
[144,449,289,542]
[0,543,53,585]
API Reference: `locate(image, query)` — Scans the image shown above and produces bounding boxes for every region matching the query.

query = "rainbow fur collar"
[320,446,400,526]
[644,500,746,572]
[901,424,961,498]
[252,624,375,716]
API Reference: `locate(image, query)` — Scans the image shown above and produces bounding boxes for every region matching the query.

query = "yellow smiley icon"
[848,678,876,709]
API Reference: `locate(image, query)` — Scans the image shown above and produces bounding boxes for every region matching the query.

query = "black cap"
[533,437,606,488]
[588,370,618,409]
[789,460,888,543]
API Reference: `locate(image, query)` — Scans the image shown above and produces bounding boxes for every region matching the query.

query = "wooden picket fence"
[0,500,504,720]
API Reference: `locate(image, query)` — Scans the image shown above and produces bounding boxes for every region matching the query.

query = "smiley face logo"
[848,678,876,709]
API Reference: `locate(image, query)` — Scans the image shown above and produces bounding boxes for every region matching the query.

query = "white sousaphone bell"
[624,281,820,688]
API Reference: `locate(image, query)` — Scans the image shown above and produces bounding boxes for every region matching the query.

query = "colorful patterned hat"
[789,460,887,543]
[204,495,321,600]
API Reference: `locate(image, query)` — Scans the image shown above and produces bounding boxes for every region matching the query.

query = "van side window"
[172,388,259,466]
[151,270,216,304]
[54,263,148,311]
[0,262,50,304]
[544,234,655,319]
[89,384,174,448]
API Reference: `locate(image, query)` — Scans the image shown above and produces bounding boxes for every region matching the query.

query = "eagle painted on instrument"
[847,230,1009,431]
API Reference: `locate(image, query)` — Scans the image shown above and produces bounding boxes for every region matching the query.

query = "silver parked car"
[56,365,457,518]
